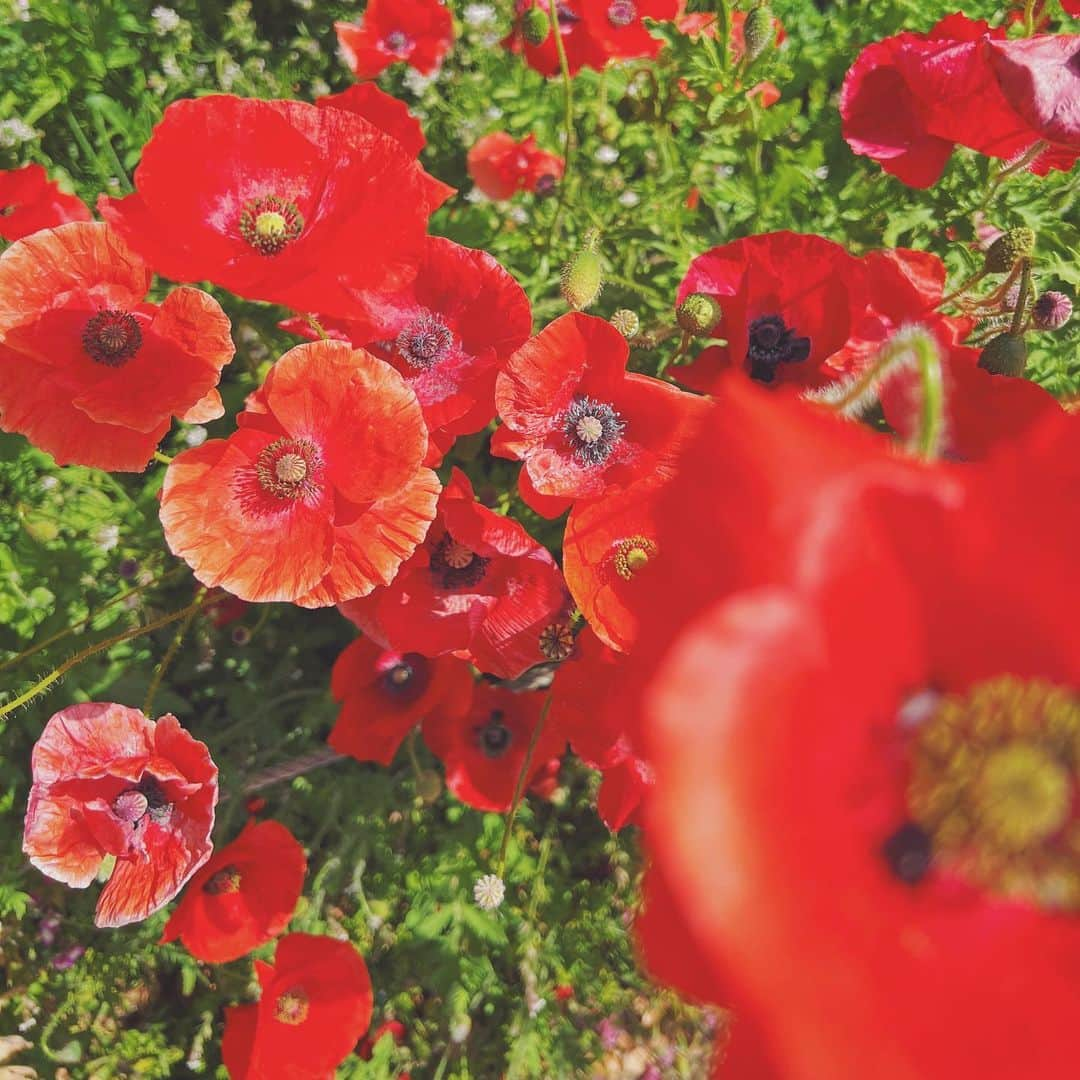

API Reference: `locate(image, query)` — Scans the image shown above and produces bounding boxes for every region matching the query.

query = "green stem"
[1009,259,1033,337]
[63,107,110,186]
[497,694,552,875]
[0,599,205,720]
[154,450,174,466]
[717,0,732,72]
[546,0,576,249]
[305,314,328,341]
[144,588,205,714]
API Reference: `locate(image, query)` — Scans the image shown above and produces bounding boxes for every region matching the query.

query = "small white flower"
[403,68,438,95]
[0,118,37,148]
[449,1014,472,1043]
[485,105,503,120]
[717,164,735,178]
[311,78,331,97]
[617,190,640,208]
[473,873,505,911]
[15,0,30,21]
[39,476,58,492]
[220,60,241,91]
[151,5,180,34]
[508,206,529,225]
[814,165,830,180]
[464,3,496,26]
[95,525,120,553]
[595,145,619,165]
[529,996,547,1018]
[161,54,181,79]
[183,426,208,448]
[466,187,491,204]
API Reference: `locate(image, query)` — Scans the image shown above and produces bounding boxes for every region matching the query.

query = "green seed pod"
[978,332,1028,377]
[743,5,774,63]
[983,227,1035,274]
[676,292,722,336]
[610,308,640,338]
[560,231,604,311]
[520,6,550,46]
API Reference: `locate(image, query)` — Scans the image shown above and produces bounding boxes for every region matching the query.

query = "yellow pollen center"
[444,540,475,570]
[255,211,288,240]
[625,547,649,572]
[576,415,605,444]
[906,676,1080,909]
[274,453,307,484]
[612,536,657,581]
[274,986,310,1026]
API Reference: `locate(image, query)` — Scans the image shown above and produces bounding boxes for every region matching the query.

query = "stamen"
[395,313,454,370]
[561,396,625,466]
[274,986,310,1026]
[476,711,513,759]
[254,438,321,501]
[612,536,657,581]
[607,0,637,26]
[384,29,411,53]
[239,195,304,256]
[83,310,142,366]
[539,622,575,661]
[430,533,490,590]
[746,314,811,383]
[204,865,243,895]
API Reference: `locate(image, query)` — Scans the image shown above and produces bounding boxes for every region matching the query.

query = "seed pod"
[983,227,1035,274]
[743,5,774,63]
[560,230,604,311]
[520,6,550,46]
[978,332,1028,377]
[1032,290,1072,331]
[610,308,640,338]
[676,292,722,336]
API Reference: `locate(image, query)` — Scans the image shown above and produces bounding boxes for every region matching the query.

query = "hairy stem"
[497,694,552,875]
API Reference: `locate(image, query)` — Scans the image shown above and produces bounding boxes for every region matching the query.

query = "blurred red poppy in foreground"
[0,222,234,471]
[162,820,306,964]
[281,236,532,462]
[841,15,1080,187]
[342,469,568,678]
[99,95,452,318]
[467,132,565,200]
[0,163,91,241]
[335,0,453,80]
[23,703,218,928]
[316,83,426,156]
[328,636,474,765]
[424,683,566,811]
[494,312,706,507]
[160,340,439,607]
[222,933,373,1079]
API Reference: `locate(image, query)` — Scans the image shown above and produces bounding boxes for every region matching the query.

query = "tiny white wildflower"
[508,206,529,225]
[595,144,619,164]
[39,476,58,492]
[151,5,180,34]
[814,165,829,180]
[618,190,640,208]
[95,525,120,553]
[161,54,182,79]
[473,873,505,911]
[464,3,496,26]
[183,426,208,448]
[0,118,37,148]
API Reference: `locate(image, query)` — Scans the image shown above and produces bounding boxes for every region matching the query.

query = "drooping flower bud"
[560,229,604,311]
[610,308,640,338]
[1032,290,1072,331]
[978,332,1028,377]
[520,5,550,46]
[983,228,1035,274]
[743,5,774,63]
[676,292,722,336]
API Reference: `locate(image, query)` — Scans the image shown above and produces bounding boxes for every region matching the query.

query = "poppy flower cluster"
[335,0,454,81]
[841,14,1080,187]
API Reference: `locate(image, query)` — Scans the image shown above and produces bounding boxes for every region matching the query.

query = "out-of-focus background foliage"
[1,1,1076,1076]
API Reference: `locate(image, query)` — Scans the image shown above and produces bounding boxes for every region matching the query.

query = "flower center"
[83,310,142,367]
[384,29,411,53]
[556,3,580,26]
[378,651,430,704]
[430,533,490,590]
[894,676,1080,910]
[204,865,243,895]
[539,622,575,661]
[562,396,625,466]
[239,195,304,256]
[254,438,321,501]
[607,0,637,26]
[476,711,513,759]
[112,775,173,827]
[395,313,454,370]
[274,986,310,1026]
[746,314,811,384]
[112,789,149,823]
[611,535,657,581]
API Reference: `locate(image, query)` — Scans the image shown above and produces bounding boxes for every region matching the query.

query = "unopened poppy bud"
[1032,290,1072,331]
[978,332,1028,377]
[520,5,550,45]
[610,308,640,338]
[560,230,604,311]
[983,227,1035,274]
[743,5,774,63]
[676,292,722,335]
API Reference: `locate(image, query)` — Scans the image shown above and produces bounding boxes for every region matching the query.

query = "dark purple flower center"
[607,0,637,27]
[83,310,142,367]
[378,652,431,705]
[556,3,580,26]
[395,313,454,370]
[204,864,243,895]
[430,532,490,590]
[562,395,625,466]
[475,710,513,759]
[746,314,811,383]
[384,30,411,53]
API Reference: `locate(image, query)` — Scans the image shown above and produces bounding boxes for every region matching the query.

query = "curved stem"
[144,588,206,714]
[546,1,576,249]
[497,694,552,875]
[153,450,173,466]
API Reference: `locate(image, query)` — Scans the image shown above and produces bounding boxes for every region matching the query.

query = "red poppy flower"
[161,820,306,964]
[422,683,566,811]
[358,1020,407,1061]
[316,84,426,156]
[23,703,218,929]
[578,0,678,63]
[840,17,1080,188]
[342,468,568,679]
[596,743,651,831]
[0,222,234,471]
[328,636,474,765]
[467,132,566,200]
[675,9,786,57]
[549,627,626,758]
[636,411,1080,1077]
[494,312,707,506]
[221,933,373,1080]
[335,0,453,80]
[204,589,250,629]
[280,236,532,461]
[99,96,453,318]
[160,340,440,607]
[0,164,91,242]
[504,0,610,77]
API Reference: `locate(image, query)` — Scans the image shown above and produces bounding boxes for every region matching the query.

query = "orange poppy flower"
[159,340,440,607]
[0,222,234,470]
[161,820,306,964]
